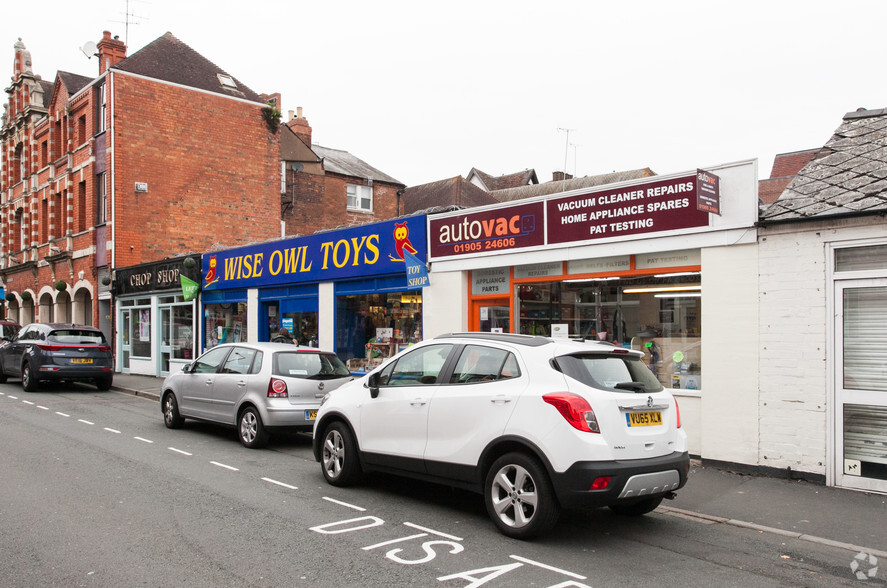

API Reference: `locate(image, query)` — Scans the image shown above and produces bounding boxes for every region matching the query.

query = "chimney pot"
[288,110,294,121]
[297,106,303,118]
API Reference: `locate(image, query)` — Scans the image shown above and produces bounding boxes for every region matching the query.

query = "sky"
[4,1,886,188]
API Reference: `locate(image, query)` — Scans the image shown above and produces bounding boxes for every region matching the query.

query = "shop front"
[423,162,759,457]
[201,216,428,372]
[114,256,201,376]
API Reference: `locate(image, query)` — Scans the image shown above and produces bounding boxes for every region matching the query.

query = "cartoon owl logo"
[205,256,219,286]
[390,221,418,261]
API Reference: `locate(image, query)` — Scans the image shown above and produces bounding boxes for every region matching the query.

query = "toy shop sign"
[202,216,428,290]
[428,171,719,260]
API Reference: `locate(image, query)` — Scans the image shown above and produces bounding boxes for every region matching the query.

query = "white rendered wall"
[700,243,760,464]
[422,270,469,339]
[318,282,335,351]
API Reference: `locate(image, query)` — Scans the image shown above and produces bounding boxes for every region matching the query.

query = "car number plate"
[71,358,93,364]
[625,411,662,427]
[305,409,318,421]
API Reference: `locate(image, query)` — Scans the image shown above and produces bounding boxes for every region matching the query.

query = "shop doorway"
[471,298,510,333]
[834,278,887,493]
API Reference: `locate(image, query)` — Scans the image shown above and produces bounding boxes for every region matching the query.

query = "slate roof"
[401,176,499,214]
[312,145,402,185]
[490,168,656,202]
[37,79,53,108]
[111,32,264,103]
[57,71,92,97]
[467,168,538,191]
[761,108,887,222]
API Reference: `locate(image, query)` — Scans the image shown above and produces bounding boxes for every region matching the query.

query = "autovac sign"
[203,216,428,290]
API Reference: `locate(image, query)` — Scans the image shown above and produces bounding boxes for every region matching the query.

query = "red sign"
[546,174,709,244]
[696,169,720,214]
[429,201,545,259]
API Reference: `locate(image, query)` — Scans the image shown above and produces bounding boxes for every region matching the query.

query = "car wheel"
[609,496,664,517]
[96,376,113,391]
[484,452,561,539]
[238,407,269,448]
[320,421,362,486]
[22,362,39,392]
[163,393,185,429]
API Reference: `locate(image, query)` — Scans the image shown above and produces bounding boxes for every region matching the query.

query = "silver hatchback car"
[161,342,353,448]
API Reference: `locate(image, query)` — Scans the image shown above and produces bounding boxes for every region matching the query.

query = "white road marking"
[210,461,238,471]
[261,477,298,490]
[168,447,192,456]
[403,522,462,541]
[363,533,428,551]
[104,428,121,434]
[37,405,49,410]
[22,400,34,405]
[55,412,70,417]
[322,497,366,511]
[509,555,587,580]
[134,437,153,444]
[8,395,18,399]
[78,419,94,425]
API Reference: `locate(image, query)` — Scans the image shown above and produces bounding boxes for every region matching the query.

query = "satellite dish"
[291,163,304,172]
[80,41,97,59]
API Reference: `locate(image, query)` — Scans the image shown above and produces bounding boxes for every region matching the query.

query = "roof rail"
[435,332,551,347]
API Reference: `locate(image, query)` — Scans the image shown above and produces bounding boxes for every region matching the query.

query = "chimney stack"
[286,106,313,147]
[552,171,573,182]
[96,31,126,75]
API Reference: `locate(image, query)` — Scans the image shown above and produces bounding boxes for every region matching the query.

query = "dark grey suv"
[0,323,113,391]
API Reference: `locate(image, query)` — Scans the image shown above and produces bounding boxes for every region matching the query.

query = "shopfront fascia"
[201,216,428,369]
[114,256,201,377]
[426,161,759,456]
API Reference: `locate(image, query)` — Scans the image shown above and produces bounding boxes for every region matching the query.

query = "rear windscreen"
[555,353,663,393]
[48,330,106,344]
[274,352,351,379]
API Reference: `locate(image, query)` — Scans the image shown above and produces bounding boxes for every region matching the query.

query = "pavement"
[112,373,887,560]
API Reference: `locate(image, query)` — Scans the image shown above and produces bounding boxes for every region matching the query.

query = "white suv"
[313,332,689,539]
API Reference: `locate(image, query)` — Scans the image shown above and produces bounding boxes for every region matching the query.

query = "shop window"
[336,292,422,370]
[515,276,701,391]
[205,302,247,349]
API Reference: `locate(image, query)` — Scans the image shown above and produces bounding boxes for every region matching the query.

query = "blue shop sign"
[203,216,427,291]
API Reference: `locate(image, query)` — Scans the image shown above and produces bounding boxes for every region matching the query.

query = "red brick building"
[0,32,281,335]
[280,109,404,236]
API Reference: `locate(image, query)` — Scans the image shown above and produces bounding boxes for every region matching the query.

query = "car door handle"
[205,378,214,386]
[410,398,428,406]
[491,395,512,404]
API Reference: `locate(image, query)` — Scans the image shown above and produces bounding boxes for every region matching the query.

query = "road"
[0,383,877,587]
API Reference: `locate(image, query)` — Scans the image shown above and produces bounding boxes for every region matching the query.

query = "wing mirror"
[367,372,380,399]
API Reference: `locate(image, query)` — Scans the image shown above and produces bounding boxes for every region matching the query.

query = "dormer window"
[217,74,237,90]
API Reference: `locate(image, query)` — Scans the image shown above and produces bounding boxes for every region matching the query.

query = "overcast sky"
[5,1,886,188]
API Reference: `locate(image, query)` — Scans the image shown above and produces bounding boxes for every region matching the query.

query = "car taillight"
[675,397,682,429]
[38,344,65,352]
[267,378,288,398]
[543,393,600,433]
[98,345,111,353]
[590,476,611,490]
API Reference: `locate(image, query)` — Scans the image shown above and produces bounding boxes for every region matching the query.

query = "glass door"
[835,278,887,493]
[159,307,171,375]
[472,298,510,333]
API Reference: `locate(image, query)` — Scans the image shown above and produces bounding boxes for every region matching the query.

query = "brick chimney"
[96,31,126,75]
[552,171,573,182]
[286,106,313,147]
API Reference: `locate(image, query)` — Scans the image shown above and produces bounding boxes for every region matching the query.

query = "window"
[347,183,372,212]
[450,345,520,383]
[96,173,106,224]
[223,347,258,375]
[78,115,87,145]
[217,74,237,90]
[193,346,231,374]
[96,83,107,133]
[378,344,453,386]
[77,181,87,232]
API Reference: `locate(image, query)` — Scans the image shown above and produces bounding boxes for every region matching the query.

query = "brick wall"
[110,73,281,265]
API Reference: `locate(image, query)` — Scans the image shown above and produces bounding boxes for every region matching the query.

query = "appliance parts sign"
[546,173,709,244]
